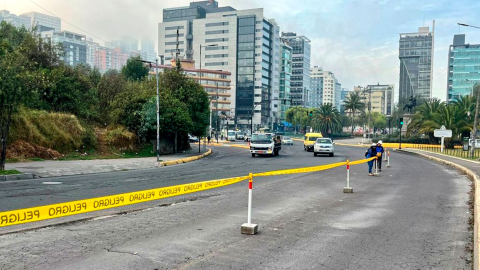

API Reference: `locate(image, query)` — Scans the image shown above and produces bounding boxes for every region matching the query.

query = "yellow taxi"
[303,132,323,152]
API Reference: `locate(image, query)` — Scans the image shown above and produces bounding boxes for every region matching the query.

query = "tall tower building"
[281,32,311,107]
[0,10,30,29]
[159,1,281,129]
[399,24,434,102]
[447,34,480,102]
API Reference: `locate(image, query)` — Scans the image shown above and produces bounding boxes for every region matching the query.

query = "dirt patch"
[4,140,62,160]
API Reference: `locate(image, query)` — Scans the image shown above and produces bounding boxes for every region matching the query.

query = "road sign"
[434,125,452,138]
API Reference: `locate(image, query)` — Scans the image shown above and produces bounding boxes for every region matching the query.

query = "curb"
[159,148,212,166]
[0,173,34,181]
[398,149,479,270]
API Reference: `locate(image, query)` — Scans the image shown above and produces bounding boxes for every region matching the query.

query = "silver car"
[282,136,293,145]
[313,138,334,157]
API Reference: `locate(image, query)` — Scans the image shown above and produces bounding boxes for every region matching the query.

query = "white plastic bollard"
[387,151,391,167]
[384,148,388,161]
[375,158,379,175]
[241,173,258,234]
[343,160,353,193]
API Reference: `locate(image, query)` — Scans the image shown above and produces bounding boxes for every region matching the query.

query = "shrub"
[104,126,136,150]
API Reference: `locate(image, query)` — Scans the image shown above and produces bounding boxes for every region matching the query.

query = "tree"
[343,92,364,135]
[121,55,149,81]
[311,103,342,136]
[286,106,307,133]
[0,22,60,170]
[97,70,128,124]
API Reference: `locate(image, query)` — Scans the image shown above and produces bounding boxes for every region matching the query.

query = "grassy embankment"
[5,108,156,162]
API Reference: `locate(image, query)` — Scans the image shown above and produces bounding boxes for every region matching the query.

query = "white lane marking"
[42,182,63,185]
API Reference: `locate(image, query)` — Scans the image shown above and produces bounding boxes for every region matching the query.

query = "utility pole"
[471,83,479,159]
[216,81,219,143]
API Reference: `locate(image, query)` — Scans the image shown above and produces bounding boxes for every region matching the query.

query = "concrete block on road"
[241,223,258,235]
[343,187,353,193]
[0,173,34,181]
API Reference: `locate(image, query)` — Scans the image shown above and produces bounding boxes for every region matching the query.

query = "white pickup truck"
[249,133,281,157]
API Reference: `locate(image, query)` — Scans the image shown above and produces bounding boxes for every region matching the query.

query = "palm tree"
[407,98,444,139]
[452,95,476,127]
[311,103,342,136]
[343,92,364,134]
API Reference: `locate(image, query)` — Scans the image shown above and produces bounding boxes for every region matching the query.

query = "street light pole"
[155,58,160,161]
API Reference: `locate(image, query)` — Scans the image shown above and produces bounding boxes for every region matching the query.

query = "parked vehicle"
[237,132,245,140]
[227,130,236,141]
[469,139,480,148]
[250,133,281,157]
[188,134,199,143]
[303,132,323,152]
[282,136,293,145]
[313,138,334,157]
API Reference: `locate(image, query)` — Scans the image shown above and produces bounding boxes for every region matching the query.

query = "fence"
[412,143,480,159]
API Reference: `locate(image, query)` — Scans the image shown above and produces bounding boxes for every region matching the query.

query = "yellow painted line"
[0,175,249,228]
[160,149,212,166]
[229,144,250,149]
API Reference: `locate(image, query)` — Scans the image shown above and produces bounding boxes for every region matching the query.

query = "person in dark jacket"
[376,140,385,171]
[365,143,377,176]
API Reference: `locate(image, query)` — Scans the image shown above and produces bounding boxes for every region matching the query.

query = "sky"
[3,0,480,102]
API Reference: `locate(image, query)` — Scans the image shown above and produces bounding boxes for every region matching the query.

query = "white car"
[282,136,293,145]
[313,138,334,157]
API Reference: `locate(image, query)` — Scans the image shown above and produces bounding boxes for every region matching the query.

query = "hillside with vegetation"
[0,22,209,170]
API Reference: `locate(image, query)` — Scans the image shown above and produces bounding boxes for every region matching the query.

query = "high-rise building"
[0,10,30,29]
[310,67,337,107]
[309,66,323,108]
[21,11,61,32]
[399,24,434,102]
[339,88,351,113]
[447,34,480,102]
[279,40,292,122]
[141,38,157,62]
[335,81,342,110]
[281,32,311,107]
[159,1,281,130]
[41,30,87,66]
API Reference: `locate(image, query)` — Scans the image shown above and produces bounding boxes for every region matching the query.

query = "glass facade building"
[279,41,292,122]
[281,32,311,107]
[447,34,480,102]
[399,26,434,102]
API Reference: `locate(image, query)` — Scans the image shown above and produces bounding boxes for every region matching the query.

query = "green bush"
[104,126,136,150]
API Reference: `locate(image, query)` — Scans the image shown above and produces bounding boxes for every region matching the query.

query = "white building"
[0,10,30,29]
[21,11,60,32]
[159,1,281,130]
[310,66,338,107]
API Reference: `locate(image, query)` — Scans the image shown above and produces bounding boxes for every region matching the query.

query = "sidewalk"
[5,148,211,178]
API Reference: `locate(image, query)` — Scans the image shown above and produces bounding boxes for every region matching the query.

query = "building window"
[205,46,229,50]
[165,26,184,30]
[206,22,229,27]
[165,33,184,38]
[205,38,229,43]
[205,62,228,66]
[165,41,184,45]
[205,54,228,58]
[206,30,229,35]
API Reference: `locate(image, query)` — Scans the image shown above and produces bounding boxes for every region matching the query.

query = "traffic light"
[399,117,404,127]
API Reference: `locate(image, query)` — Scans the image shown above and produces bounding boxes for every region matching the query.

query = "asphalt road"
[0,143,473,269]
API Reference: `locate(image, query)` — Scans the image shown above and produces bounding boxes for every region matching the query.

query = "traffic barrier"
[0,175,248,228]
[384,148,388,161]
[387,151,391,167]
[0,156,379,229]
[241,173,258,234]
[343,160,353,193]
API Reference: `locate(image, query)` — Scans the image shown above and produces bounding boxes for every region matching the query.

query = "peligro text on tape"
[0,175,249,228]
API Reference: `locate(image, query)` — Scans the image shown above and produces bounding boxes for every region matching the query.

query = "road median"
[160,148,212,166]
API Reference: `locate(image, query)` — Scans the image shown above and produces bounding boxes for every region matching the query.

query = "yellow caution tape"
[349,157,377,165]
[0,156,380,228]
[253,162,348,177]
[0,175,249,228]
